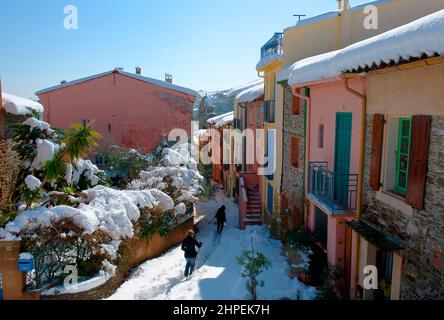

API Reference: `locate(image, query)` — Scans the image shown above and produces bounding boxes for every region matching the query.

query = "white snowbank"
[31,139,58,170]
[23,118,53,133]
[72,159,101,186]
[25,175,42,191]
[286,9,444,86]
[3,186,172,246]
[256,53,284,71]
[226,79,264,98]
[2,92,44,116]
[236,83,264,103]
[108,192,317,300]
[19,252,33,260]
[42,269,113,296]
[207,111,234,128]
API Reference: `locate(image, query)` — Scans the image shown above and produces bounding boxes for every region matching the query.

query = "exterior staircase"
[244,185,263,226]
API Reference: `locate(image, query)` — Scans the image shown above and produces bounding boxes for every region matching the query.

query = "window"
[249,105,254,126]
[291,136,299,168]
[318,124,324,148]
[95,154,107,167]
[267,184,274,214]
[314,207,328,247]
[394,118,412,194]
[108,123,112,133]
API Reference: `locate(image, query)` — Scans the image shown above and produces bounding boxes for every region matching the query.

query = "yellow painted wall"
[283,0,444,66]
[366,61,444,116]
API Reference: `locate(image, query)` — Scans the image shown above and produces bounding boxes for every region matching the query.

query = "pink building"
[292,77,365,297]
[36,69,197,155]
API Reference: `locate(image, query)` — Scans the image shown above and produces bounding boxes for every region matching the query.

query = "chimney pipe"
[165,73,172,84]
[135,66,142,75]
[343,0,350,11]
[337,0,343,10]
[61,80,67,84]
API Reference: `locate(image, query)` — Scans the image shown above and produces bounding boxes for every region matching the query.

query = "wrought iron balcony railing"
[264,100,275,123]
[260,33,284,59]
[308,161,358,213]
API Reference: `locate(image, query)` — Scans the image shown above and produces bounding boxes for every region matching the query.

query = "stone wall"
[361,115,444,299]
[280,83,306,231]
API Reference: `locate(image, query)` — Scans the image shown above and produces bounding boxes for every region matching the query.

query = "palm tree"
[62,123,101,162]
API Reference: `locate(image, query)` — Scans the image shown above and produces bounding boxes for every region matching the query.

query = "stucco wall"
[283,0,444,66]
[366,62,444,116]
[308,78,364,176]
[39,73,195,154]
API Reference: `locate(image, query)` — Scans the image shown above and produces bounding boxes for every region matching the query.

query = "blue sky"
[0,0,364,98]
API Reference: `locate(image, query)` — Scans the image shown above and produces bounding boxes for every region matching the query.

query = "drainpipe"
[343,74,366,299]
[292,87,311,228]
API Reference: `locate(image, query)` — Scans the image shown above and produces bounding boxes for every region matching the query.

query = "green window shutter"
[394,118,412,194]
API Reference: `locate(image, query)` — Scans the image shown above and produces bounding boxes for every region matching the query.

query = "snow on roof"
[2,92,44,116]
[285,0,393,32]
[256,53,284,71]
[287,9,444,87]
[35,70,198,97]
[235,82,264,103]
[207,111,234,128]
[226,79,264,97]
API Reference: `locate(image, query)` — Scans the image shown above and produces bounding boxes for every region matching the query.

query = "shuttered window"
[318,124,324,149]
[369,114,385,191]
[395,118,412,194]
[406,115,431,210]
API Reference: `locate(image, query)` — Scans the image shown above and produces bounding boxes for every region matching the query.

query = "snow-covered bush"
[9,119,108,208]
[0,185,175,287]
[128,143,203,218]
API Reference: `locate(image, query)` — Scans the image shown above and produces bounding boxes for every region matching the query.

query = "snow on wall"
[226,79,264,98]
[256,53,284,71]
[2,92,44,116]
[286,9,444,86]
[235,83,264,103]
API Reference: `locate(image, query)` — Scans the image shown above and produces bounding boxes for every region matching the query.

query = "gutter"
[342,73,366,300]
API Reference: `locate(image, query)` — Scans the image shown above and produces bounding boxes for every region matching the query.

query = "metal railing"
[260,33,284,59]
[308,161,358,213]
[264,100,275,123]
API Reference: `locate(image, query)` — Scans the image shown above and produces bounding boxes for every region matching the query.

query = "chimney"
[135,66,142,75]
[61,80,67,84]
[343,0,350,11]
[337,0,343,10]
[165,73,172,84]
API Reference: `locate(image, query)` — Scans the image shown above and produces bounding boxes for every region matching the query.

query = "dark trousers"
[217,221,224,233]
[185,257,196,277]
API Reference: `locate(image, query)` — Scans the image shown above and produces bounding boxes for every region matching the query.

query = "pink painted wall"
[308,78,364,175]
[307,78,364,268]
[245,100,264,173]
[38,72,195,154]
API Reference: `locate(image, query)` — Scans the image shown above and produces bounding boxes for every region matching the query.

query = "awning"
[346,220,406,251]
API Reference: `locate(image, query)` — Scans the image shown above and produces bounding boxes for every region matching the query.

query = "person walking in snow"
[181,230,202,277]
[215,205,227,234]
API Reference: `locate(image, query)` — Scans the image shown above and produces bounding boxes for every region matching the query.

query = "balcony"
[260,33,284,60]
[264,100,275,123]
[308,161,358,214]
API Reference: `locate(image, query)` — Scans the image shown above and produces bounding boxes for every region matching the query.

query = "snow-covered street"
[108,191,316,300]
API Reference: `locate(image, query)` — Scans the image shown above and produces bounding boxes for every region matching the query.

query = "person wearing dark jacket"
[181,230,202,277]
[215,205,227,234]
